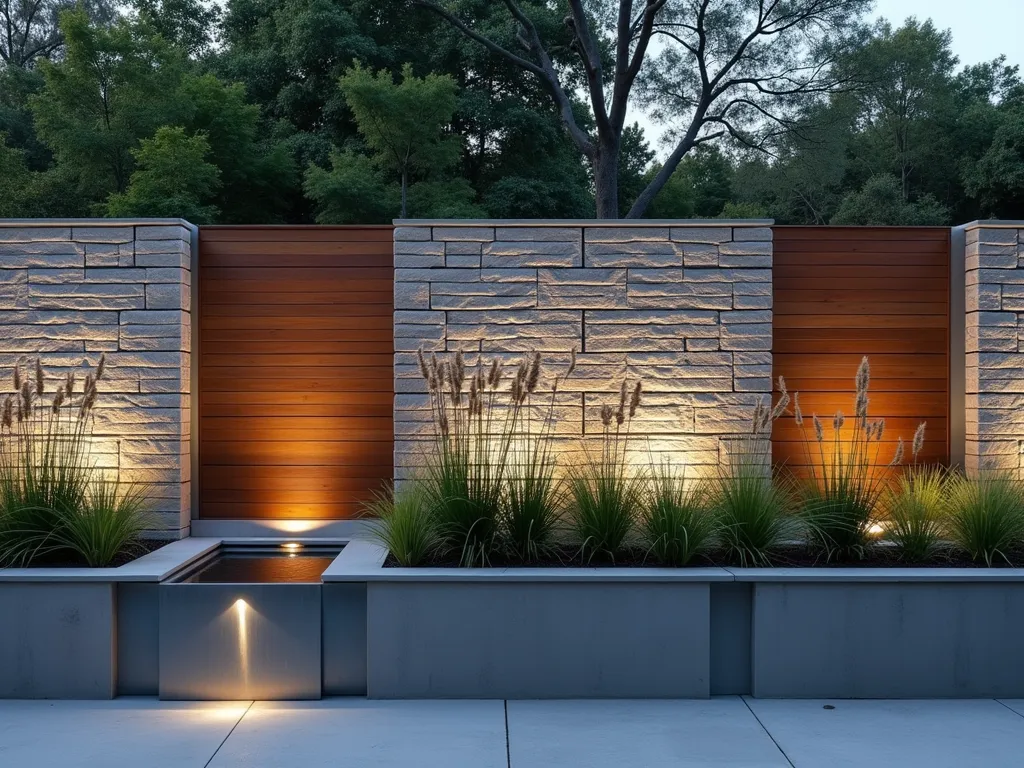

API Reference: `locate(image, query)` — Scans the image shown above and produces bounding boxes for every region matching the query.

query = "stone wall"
[0,221,193,537]
[393,220,773,480]
[964,221,1024,475]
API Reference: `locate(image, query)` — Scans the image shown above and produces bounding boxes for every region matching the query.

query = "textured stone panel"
[395,221,774,479]
[0,222,193,536]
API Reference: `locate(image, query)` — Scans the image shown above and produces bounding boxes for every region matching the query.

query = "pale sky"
[878,0,1023,70]
[641,0,1024,154]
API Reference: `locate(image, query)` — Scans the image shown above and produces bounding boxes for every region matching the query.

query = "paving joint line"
[202,700,254,768]
[995,699,1024,721]
[504,700,511,768]
[741,696,795,768]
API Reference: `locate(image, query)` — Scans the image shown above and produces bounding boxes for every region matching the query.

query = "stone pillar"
[964,221,1024,476]
[393,220,773,480]
[0,220,194,537]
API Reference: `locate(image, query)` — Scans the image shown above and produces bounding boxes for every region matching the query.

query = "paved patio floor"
[3,697,1024,767]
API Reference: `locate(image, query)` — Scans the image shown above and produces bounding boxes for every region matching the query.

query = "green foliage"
[106,126,221,222]
[0,136,31,217]
[304,150,398,223]
[945,473,1024,567]
[884,466,948,562]
[30,10,189,201]
[795,358,921,559]
[714,389,793,566]
[60,477,150,567]
[568,381,644,562]
[338,63,461,216]
[641,467,717,567]
[0,357,149,567]
[362,482,438,567]
[831,174,948,225]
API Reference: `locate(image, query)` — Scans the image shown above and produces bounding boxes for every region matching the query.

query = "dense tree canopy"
[0,1,1021,224]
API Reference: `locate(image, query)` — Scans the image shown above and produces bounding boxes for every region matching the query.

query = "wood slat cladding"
[198,226,394,519]
[772,227,951,472]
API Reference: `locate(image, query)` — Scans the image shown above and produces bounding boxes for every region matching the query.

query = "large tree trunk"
[593,143,620,219]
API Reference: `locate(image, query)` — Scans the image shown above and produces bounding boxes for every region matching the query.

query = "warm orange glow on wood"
[772,227,951,474]
[198,226,394,520]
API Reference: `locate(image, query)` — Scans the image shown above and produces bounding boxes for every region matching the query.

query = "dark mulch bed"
[386,544,1024,569]
[17,538,169,569]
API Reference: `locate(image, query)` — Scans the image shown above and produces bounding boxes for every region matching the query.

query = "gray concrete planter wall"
[329,543,1024,700]
[327,542,732,699]
[741,569,1024,699]
[0,539,217,699]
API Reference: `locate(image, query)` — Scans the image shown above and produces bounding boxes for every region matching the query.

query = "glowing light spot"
[235,599,249,688]
[282,542,303,552]
[868,523,885,536]
[272,520,318,533]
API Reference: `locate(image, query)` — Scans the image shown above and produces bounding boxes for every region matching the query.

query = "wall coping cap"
[960,220,1024,231]
[393,218,774,227]
[0,218,196,227]
[322,543,1024,584]
[0,538,219,583]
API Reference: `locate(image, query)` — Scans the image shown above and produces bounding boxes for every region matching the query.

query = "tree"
[30,10,188,200]
[415,0,870,217]
[179,73,297,223]
[837,18,958,203]
[831,173,946,225]
[0,0,113,68]
[965,106,1024,218]
[0,134,30,215]
[106,125,221,221]
[338,62,461,217]
[304,149,399,223]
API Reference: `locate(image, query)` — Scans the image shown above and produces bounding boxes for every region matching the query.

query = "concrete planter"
[329,544,1024,700]
[325,541,734,699]
[741,569,1024,699]
[0,539,218,699]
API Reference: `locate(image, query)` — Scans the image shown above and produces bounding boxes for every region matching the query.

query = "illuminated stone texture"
[393,221,774,480]
[964,223,1024,474]
[0,221,193,537]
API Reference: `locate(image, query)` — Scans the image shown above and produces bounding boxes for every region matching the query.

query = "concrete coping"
[724,567,1024,583]
[961,220,1024,231]
[324,540,730,583]
[324,541,1024,584]
[0,538,219,583]
[0,218,195,227]
[393,218,775,227]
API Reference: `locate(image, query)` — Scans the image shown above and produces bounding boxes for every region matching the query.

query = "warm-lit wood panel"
[772,227,950,470]
[197,226,394,520]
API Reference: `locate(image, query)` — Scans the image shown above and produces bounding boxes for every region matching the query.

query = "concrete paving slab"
[0,699,249,768]
[747,698,1024,768]
[208,699,507,768]
[507,698,791,767]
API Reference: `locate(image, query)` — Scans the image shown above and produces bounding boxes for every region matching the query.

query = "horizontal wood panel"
[773,226,950,470]
[199,502,369,519]
[198,226,395,520]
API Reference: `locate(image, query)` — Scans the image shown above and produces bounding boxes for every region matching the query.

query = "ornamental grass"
[415,348,575,565]
[0,356,150,567]
[794,357,925,560]
[714,379,794,566]
[568,379,644,563]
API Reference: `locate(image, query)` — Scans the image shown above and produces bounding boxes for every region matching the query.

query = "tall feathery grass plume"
[714,376,794,566]
[415,348,576,565]
[569,376,645,562]
[793,356,925,560]
[0,355,149,567]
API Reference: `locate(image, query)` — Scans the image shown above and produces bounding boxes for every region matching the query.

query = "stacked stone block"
[0,221,193,537]
[964,222,1024,475]
[394,221,773,480]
